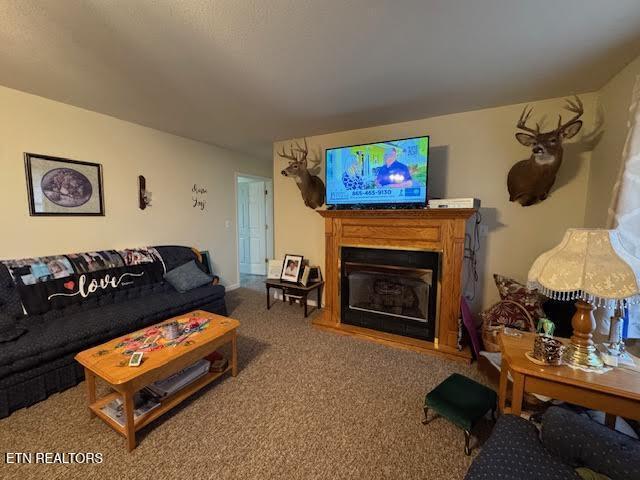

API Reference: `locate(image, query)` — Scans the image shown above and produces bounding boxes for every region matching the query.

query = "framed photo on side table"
[300,266,311,286]
[309,266,323,283]
[267,259,284,279]
[280,254,303,283]
[24,153,104,216]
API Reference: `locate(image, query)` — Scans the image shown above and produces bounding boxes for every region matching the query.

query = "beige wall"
[274,94,598,311]
[584,54,640,227]
[0,85,271,288]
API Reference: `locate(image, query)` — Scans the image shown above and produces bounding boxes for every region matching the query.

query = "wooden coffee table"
[75,310,239,451]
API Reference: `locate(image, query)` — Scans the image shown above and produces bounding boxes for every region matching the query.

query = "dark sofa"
[465,407,640,480]
[0,245,226,419]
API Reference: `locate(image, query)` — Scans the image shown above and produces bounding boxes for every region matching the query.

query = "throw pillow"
[164,260,214,293]
[493,274,546,322]
[481,300,537,332]
[0,313,26,343]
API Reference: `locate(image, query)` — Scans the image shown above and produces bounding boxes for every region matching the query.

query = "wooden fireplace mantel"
[314,208,477,363]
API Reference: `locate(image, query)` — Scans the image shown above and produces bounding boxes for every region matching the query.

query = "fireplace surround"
[315,208,476,362]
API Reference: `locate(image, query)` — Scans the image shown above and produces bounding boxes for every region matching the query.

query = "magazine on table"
[101,390,161,426]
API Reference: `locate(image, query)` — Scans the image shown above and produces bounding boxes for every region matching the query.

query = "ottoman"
[423,373,497,455]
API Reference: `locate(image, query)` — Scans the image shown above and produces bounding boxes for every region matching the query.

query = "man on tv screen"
[375,148,413,188]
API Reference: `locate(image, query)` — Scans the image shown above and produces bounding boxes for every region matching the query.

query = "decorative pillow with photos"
[481,300,537,332]
[493,274,547,320]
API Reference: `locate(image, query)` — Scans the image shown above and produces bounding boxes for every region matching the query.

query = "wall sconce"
[138,175,152,209]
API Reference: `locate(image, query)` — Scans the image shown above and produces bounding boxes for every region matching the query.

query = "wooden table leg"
[266,285,271,309]
[498,362,508,414]
[605,413,617,429]
[231,331,238,377]
[317,285,322,310]
[123,391,136,452]
[304,293,308,317]
[84,368,96,419]
[511,372,525,416]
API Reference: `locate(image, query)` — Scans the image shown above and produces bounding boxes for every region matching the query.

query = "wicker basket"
[481,323,503,352]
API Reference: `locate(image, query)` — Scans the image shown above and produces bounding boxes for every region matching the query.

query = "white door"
[247,181,267,275]
[238,183,251,274]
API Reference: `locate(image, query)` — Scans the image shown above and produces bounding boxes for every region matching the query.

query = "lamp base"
[563,343,603,369]
[565,300,604,369]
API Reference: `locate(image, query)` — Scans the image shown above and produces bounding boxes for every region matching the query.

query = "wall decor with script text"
[192,184,207,211]
[24,153,104,216]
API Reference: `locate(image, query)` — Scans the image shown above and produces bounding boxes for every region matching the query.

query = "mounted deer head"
[508,96,584,206]
[278,138,325,209]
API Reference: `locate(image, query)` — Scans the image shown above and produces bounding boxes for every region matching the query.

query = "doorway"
[236,174,273,285]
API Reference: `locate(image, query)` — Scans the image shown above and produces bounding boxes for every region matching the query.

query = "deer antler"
[292,138,310,166]
[517,105,540,134]
[277,143,300,162]
[557,95,584,131]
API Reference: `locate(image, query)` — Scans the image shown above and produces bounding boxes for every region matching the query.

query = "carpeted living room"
[1,2,640,480]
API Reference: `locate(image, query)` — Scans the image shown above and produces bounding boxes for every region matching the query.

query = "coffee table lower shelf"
[90,366,232,437]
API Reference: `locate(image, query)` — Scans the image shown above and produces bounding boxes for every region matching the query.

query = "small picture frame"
[129,351,144,367]
[300,265,311,286]
[309,266,322,283]
[267,259,284,279]
[280,254,304,283]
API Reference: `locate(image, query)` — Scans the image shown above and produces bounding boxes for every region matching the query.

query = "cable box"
[427,198,480,209]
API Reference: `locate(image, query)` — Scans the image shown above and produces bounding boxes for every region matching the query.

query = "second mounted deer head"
[508,96,584,206]
[278,138,325,209]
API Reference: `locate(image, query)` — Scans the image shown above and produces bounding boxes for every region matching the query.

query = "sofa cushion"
[0,283,225,378]
[0,264,25,319]
[164,260,213,293]
[542,407,640,480]
[464,414,579,480]
[0,313,26,343]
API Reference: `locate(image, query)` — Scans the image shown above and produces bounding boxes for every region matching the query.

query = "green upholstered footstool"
[422,373,497,455]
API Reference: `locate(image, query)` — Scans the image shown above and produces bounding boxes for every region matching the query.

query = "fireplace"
[341,247,438,341]
[316,208,476,362]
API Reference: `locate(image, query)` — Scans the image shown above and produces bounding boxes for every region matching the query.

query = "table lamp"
[527,229,640,369]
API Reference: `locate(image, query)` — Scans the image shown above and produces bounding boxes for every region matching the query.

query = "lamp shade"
[528,229,640,307]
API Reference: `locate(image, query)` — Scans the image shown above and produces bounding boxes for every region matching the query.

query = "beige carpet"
[0,287,494,480]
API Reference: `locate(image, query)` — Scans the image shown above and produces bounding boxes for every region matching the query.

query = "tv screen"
[325,136,429,208]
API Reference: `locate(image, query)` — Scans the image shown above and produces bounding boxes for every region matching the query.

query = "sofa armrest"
[542,407,640,480]
[465,414,578,480]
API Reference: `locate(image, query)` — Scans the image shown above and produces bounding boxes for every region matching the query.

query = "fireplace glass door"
[346,266,432,323]
[341,246,438,342]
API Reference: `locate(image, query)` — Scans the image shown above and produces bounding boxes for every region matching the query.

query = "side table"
[499,331,640,427]
[265,279,324,317]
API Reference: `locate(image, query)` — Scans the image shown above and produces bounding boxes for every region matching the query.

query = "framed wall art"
[24,153,104,216]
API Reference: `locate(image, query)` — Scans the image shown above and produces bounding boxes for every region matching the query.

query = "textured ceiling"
[1,1,640,159]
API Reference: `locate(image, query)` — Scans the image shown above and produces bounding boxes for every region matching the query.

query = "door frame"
[234,172,274,285]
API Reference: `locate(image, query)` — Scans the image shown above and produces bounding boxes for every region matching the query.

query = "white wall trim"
[226,283,241,291]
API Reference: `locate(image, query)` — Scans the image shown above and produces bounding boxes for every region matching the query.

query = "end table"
[265,279,324,317]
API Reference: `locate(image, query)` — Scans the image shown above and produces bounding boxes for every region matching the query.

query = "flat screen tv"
[325,135,429,209]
